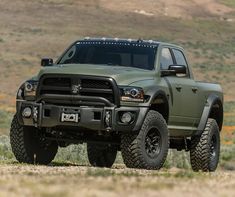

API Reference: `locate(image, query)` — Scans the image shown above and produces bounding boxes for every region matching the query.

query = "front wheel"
[87,143,118,168]
[121,110,169,170]
[10,115,58,165]
[190,118,220,172]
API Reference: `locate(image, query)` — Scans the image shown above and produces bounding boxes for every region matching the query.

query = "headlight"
[120,87,144,102]
[24,80,38,99]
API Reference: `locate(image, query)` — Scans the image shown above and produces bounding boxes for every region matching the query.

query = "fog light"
[33,107,38,122]
[22,107,32,118]
[121,112,133,124]
[105,111,111,127]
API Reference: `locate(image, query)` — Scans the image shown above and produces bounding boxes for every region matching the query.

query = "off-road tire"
[190,118,220,172]
[10,115,58,165]
[121,110,169,170]
[87,143,118,168]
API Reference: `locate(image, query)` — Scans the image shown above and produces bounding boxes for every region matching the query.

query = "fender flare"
[142,88,169,107]
[148,89,169,122]
[133,89,169,131]
[195,94,223,135]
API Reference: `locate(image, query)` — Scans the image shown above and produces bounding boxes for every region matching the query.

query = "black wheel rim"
[210,134,217,160]
[145,128,161,158]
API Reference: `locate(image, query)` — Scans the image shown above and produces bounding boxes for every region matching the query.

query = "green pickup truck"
[10,38,223,171]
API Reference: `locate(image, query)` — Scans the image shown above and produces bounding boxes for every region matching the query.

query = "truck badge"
[71,84,80,94]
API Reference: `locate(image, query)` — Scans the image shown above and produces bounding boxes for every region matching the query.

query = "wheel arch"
[148,90,169,123]
[196,94,223,135]
[132,89,169,132]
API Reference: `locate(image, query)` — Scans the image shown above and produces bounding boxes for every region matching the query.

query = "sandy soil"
[101,0,234,18]
[0,164,234,197]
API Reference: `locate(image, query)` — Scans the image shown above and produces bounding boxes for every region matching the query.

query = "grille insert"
[38,75,115,105]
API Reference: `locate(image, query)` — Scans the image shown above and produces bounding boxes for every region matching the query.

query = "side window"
[172,49,188,66]
[172,49,189,77]
[160,48,173,70]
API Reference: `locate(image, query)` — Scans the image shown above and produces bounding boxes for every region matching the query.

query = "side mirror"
[168,65,186,74]
[161,64,186,77]
[41,58,53,67]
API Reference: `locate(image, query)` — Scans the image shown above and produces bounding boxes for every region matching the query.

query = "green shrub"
[0,135,14,161]
[220,145,235,162]
[0,134,234,170]
[219,0,235,7]
[55,144,88,165]
[0,110,13,135]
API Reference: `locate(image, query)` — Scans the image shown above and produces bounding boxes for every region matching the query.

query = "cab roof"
[77,37,181,49]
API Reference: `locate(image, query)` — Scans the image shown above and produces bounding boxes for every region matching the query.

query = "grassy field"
[0,0,235,196]
[0,164,235,197]
[0,133,235,197]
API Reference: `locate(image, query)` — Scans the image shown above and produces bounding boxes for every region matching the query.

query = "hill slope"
[0,0,234,110]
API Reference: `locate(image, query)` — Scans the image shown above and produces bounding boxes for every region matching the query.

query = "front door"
[160,47,199,128]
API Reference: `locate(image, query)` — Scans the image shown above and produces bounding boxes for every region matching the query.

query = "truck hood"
[38,64,155,85]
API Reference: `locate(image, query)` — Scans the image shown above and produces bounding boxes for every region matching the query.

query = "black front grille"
[43,77,71,87]
[38,75,117,106]
[81,79,112,89]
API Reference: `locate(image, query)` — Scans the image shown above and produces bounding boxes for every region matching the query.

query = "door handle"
[176,85,182,91]
[192,87,198,93]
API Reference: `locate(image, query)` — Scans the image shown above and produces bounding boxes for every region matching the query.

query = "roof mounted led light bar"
[82,37,160,45]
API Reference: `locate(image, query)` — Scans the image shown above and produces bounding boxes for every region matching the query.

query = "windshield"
[58,42,157,70]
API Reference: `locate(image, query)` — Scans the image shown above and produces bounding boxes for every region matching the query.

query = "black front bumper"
[17,100,148,132]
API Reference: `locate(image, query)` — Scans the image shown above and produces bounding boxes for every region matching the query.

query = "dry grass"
[0,164,234,197]
[0,134,234,196]
[222,126,235,145]
[101,0,234,18]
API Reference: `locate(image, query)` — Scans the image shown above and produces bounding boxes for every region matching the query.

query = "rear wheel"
[190,118,220,172]
[10,115,58,165]
[87,143,118,168]
[121,110,169,170]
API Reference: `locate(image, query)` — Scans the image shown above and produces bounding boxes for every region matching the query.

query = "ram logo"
[71,84,81,94]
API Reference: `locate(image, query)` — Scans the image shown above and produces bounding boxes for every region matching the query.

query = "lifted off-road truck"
[10,38,223,171]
